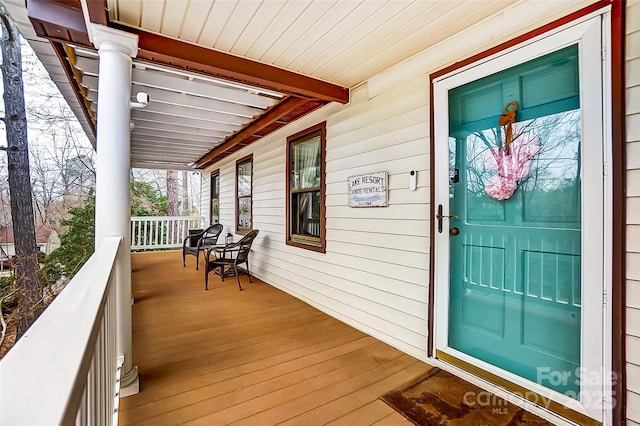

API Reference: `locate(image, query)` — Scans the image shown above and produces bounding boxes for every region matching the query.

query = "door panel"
[447,45,582,396]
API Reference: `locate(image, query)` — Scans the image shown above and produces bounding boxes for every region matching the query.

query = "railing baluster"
[75,381,87,426]
[163,218,168,246]
[92,335,100,425]
[146,219,150,248]
[164,218,168,247]
[129,216,205,250]
[147,220,152,249]
[144,220,149,248]
[99,326,106,424]
[172,219,177,246]
[136,220,141,248]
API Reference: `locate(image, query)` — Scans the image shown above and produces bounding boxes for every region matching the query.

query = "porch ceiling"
[5,0,516,171]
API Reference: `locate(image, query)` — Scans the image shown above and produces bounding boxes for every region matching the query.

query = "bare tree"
[0,6,44,336]
[29,133,95,230]
[167,170,179,216]
[0,167,10,228]
[181,171,188,215]
[21,40,95,230]
[29,142,57,227]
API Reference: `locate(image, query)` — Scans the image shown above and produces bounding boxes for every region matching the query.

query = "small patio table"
[205,240,241,278]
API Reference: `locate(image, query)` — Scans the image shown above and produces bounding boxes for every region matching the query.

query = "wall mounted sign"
[348,171,388,207]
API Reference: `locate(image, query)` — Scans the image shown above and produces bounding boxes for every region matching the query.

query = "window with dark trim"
[286,122,326,252]
[236,155,253,233]
[210,170,220,224]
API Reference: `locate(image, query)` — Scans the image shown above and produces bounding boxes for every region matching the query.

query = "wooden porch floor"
[118,250,432,425]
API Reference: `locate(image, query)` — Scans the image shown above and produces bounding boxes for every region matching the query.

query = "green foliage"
[0,273,16,307]
[0,275,14,292]
[41,181,167,284]
[131,181,167,216]
[0,274,17,318]
[42,196,95,284]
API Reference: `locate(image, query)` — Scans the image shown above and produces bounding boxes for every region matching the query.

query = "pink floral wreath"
[483,101,540,201]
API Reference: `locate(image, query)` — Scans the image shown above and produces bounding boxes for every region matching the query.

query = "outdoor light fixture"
[129,92,150,109]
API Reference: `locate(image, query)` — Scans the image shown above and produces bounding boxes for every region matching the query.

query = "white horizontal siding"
[628,0,640,423]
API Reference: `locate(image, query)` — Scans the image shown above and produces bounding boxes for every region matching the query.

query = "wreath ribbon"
[497,101,518,155]
[483,101,541,200]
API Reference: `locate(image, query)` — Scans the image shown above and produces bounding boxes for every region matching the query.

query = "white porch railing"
[130,216,205,250]
[0,237,122,425]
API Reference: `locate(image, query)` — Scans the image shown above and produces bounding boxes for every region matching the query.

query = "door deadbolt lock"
[450,227,460,236]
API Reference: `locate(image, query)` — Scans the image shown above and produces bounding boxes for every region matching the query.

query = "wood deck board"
[136,343,408,425]
[122,331,372,415]
[134,318,358,373]
[123,339,390,424]
[276,361,431,425]
[119,250,430,425]
[325,401,398,425]
[228,358,427,425]
[371,412,412,425]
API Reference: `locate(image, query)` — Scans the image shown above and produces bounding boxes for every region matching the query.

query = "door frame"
[430,12,612,423]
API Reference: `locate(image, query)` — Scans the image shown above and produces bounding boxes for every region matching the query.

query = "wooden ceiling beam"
[195,97,311,169]
[27,0,92,45]
[27,3,348,106]
[85,0,108,26]
[127,29,349,105]
[27,0,86,33]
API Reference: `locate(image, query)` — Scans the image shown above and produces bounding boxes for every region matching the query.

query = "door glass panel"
[447,44,581,397]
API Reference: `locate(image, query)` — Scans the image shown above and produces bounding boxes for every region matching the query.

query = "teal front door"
[446,45,582,396]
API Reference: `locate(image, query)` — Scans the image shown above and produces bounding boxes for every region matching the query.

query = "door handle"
[436,204,459,233]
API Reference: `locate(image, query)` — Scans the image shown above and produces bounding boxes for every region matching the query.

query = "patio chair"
[182,223,223,270]
[204,229,259,291]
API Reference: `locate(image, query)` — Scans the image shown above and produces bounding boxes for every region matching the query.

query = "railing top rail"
[130,216,204,222]
[0,237,122,425]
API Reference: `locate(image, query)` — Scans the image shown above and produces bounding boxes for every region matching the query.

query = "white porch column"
[91,24,139,395]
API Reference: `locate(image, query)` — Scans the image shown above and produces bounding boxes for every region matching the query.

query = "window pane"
[291,190,321,239]
[211,174,220,223]
[213,174,220,197]
[238,196,251,230]
[211,198,219,223]
[292,136,320,190]
[238,161,251,197]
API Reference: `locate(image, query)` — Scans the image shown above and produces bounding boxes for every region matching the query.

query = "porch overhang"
[22,0,349,170]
